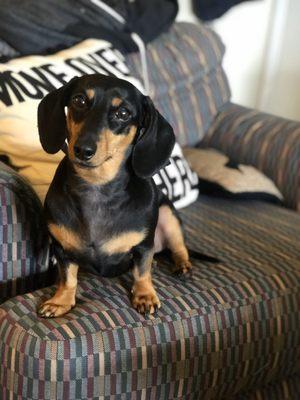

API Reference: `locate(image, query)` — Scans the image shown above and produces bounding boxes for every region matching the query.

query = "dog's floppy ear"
[38,77,78,154]
[132,96,175,178]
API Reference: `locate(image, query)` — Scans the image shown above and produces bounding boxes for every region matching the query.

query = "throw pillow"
[183,147,283,204]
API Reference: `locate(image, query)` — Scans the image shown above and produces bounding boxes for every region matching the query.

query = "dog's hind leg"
[38,261,78,318]
[155,203,192,276]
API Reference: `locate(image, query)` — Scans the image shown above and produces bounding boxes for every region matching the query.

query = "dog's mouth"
[73,156,113,169]
[73,161,98,169]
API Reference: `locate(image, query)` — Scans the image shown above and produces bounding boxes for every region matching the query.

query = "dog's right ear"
[38,77,78,154]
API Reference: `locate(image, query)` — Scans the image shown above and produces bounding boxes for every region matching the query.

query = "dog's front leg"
[38,261,78,318]
[131,246,160,315]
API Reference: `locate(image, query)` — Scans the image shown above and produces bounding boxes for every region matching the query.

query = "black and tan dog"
[37,74,216,318]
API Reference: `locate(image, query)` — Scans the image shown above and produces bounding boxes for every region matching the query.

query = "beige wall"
[211,0,273,109]
[177,0,300,121]
[260,0,300,120]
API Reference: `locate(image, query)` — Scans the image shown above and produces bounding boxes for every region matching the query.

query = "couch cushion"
[126,22,231,147]
[240,373,300,399]
[0,162,49,303]
[0,197,299,399]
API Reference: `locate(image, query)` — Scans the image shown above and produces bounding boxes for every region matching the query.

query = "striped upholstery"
[240,374,300,399]
[0,162,49,303]
[201,103,300,211]
[126,22,231,147]
[1,197,299,399]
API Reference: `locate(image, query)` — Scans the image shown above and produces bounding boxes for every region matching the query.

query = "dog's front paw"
[173,259,192,277]
[132,288,161,315]
[38,300,74,318]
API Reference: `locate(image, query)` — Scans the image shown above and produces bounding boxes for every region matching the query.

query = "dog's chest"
[78,197,146,257]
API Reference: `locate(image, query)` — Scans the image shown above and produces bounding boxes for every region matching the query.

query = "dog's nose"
[74,144,96,161]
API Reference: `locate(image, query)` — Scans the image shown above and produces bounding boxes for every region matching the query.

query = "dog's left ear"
[132,96,175,178]
[38,77,78,154]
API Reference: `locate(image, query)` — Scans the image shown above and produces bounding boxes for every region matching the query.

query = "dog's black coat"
[46,157,175,277]
[39,74,176,278]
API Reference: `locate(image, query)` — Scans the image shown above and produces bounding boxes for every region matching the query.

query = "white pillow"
[154,143,199,208]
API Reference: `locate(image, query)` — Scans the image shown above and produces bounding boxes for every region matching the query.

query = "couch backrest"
[126,22,231,146]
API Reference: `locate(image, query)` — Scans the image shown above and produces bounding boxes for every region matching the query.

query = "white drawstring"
[89,0,125,23]
[88,0,150,95]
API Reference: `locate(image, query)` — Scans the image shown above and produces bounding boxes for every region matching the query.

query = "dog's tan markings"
[38,263,78,318]
[66,112,84,160]
[75,125,137,185]
[86,89,95,100]
[48,223,83,251]
[111,97,122,107]
[156,205,192,275]
[131,250,161,315]
[101,230,146,255]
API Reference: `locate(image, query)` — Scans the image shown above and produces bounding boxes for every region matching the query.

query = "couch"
[0,22,300,399]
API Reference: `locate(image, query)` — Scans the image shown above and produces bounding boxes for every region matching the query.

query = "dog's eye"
[71,94,88,110]
[114,107,130,121]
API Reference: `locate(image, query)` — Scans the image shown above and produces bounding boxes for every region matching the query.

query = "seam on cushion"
[76,281,300,320]
[0,284,299,343]
[1,305,299,359]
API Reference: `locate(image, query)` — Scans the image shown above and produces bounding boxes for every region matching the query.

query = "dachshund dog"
[37,74,217,318]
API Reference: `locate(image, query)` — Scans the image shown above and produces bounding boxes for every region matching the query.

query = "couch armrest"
[200,103,300,210]
[0,162,51,303]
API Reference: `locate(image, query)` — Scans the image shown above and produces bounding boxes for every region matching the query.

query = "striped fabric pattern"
[1,197,299,399]
[201,103,300,211]
[0,163,49,303]
[240,373,300,399]
[126,22,231,147]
